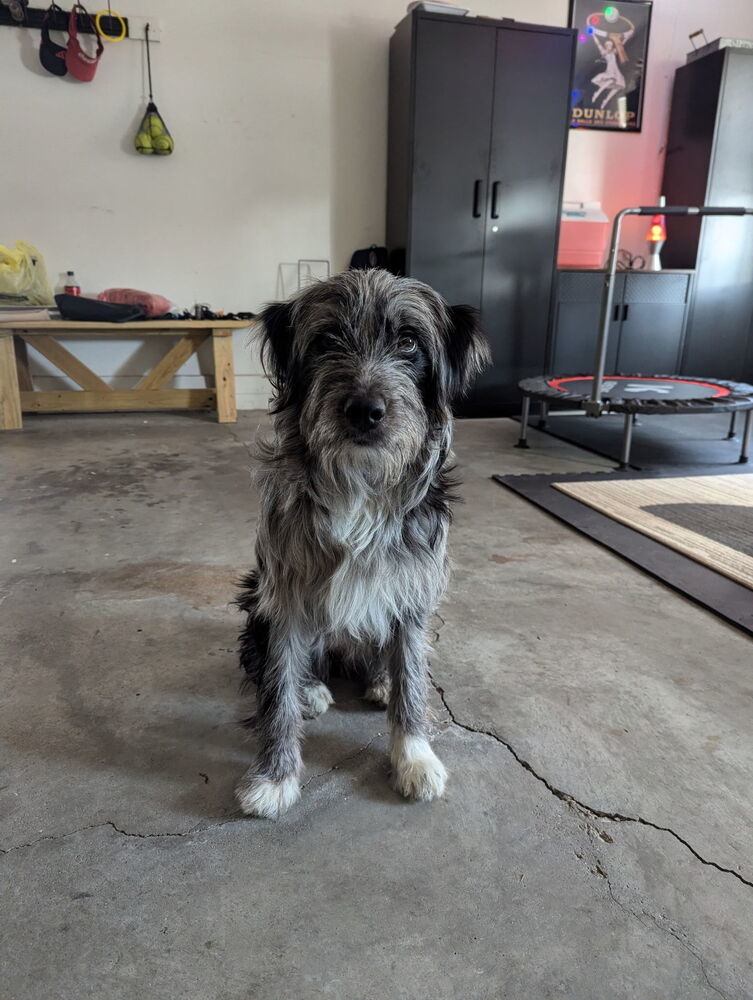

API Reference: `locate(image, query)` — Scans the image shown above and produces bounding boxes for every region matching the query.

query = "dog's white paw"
[390,733,447,801]
[363,676,391,708]
[235,772,301,819]
[301,681,334,719]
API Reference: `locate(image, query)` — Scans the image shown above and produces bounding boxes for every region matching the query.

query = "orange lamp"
[646,209,667,270]
[647,215,667,242]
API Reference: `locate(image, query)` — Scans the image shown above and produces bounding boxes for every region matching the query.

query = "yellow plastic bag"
[0,241,55,306]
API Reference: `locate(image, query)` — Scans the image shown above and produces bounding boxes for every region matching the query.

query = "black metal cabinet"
[661,49,753,382]
[551,270,692,374]
[387,11,576,415]
[552,272,622,373]
[617,273,690,373]
[408,19,495,309]
[477,25,576,411]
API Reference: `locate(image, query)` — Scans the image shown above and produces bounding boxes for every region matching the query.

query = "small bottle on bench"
[64,271,81,296]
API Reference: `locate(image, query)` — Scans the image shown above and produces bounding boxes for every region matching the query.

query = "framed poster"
[569,1,652,132]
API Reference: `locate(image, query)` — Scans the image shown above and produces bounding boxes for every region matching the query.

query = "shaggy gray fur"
[235,269,489,817]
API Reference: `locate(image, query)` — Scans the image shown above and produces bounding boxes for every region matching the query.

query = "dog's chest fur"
[317,493,446,645]
[257,478,448,647]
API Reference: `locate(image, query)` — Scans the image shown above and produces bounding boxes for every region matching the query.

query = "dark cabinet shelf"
[551,270,693,375]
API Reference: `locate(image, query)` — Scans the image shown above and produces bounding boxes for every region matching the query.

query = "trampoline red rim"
[546,375,731,398]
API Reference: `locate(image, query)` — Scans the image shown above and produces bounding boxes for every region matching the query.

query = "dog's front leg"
[236,621,310,819]
[387,617,447,801]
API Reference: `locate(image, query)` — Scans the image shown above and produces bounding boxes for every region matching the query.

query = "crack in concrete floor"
[429,674,753,892]
[428,627,741,998]
[300,732,384,789]
[0,819,227,857]
[427,607,753,893]
[603,875,730,1000]
[0,731,385,857]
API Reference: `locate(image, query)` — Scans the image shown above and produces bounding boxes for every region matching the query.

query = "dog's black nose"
[344,395,386,432]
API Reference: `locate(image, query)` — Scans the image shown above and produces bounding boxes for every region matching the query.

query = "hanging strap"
[145,22,153,100]
[41,1,64,39]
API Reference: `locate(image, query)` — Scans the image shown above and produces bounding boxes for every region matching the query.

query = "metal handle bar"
[586,205,753,413]
[636,205,750,216]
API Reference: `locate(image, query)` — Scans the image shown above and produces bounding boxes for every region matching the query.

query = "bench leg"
[212,329,237,423]
[14,336,33,391]
[0,333,22,430]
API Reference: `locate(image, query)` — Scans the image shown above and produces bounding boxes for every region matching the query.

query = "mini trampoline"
[516,205,753,467]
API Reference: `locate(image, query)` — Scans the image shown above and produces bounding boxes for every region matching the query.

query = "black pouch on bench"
[55,294,146,323]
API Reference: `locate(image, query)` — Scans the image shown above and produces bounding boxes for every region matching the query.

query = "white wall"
[2,0,752,406]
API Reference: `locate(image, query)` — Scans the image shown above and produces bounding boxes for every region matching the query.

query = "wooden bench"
[0,319,252,430]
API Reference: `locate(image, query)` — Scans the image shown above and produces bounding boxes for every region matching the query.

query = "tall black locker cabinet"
[661,48,753,382]
[387,11,576,414]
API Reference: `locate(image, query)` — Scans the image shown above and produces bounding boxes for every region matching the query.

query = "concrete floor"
[1,412,752,1000]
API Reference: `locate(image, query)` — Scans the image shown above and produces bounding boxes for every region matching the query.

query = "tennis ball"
[149,117,165,137]
[153,135,173,154]
[135,132,153,153]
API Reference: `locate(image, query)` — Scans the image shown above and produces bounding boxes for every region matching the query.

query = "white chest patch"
[329,498,385,554]
[280,485,449,646]
[320,499,414,645]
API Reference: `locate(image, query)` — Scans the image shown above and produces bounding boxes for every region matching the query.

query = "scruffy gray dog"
[235,268,489,818]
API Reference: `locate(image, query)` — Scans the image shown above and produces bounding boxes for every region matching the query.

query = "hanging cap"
[39,4,68,76]
[65,3,104,82]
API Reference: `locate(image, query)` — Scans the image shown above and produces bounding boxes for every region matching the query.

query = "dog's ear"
[256,301,295,391]
[445,305,491,399]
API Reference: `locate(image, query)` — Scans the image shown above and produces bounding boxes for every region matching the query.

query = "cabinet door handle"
[472,180,482,218]
[491,181,500,219]
[613,303,620,322]
[623,303,629,321]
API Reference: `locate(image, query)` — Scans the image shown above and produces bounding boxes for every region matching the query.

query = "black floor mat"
[493,465,753,638]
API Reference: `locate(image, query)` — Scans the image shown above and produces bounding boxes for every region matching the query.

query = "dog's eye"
[398,334,417,355]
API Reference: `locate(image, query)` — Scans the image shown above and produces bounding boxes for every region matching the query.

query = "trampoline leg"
[515,395,531,449]
[726,411,738,440]
[619,411,634,469]
[537,401,549,429]
[738,410,752,464]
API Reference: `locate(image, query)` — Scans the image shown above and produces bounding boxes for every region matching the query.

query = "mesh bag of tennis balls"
[135,101,174,156]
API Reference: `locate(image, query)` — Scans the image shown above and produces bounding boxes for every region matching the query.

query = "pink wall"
[561,0,753,252]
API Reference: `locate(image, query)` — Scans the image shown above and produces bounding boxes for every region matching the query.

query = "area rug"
[493,468,753,636]
[552,474,753,590]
